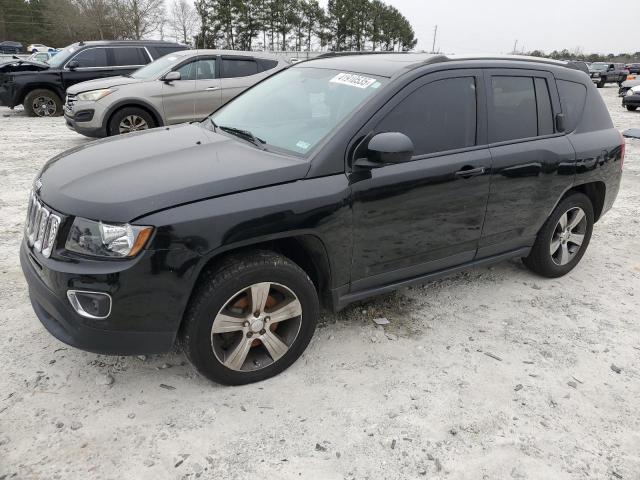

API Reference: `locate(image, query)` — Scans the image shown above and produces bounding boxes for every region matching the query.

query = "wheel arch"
[103,100,165,133]
[554,181,606,222]
[19,84,64,105]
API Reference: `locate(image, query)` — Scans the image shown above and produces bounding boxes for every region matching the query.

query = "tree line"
[194,0,416,52]
[0,0,416,53]
[526,48,640,64]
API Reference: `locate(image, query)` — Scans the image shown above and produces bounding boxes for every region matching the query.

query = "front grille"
[66,93,77,108]
[25,191,61,258]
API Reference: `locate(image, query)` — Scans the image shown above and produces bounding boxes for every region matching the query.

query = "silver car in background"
[64,50,289,137]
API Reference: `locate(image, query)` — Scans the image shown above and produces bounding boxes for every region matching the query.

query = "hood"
[0,58,49,73]
[67,75,146,94]
[37,123,310,222]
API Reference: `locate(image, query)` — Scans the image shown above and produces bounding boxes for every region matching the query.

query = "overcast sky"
[384,0,638,54]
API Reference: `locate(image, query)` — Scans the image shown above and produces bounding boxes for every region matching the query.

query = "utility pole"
[512,39,518,54]
[431,25,438,54]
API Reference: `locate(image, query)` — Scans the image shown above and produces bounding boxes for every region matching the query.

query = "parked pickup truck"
[589,62,628,88]
[0,40,186,116]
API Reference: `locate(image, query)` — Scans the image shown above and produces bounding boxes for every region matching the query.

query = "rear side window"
[112,47,149,66]
[258,59,279,72]
[489,76,537,142]
[71,48,108,68]
[222,58,259,78]
[556,80,587,132]
[376,76,477,156]
[534,78,554,136]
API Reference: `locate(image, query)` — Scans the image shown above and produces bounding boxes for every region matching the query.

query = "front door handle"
[455,166,485,178]
[204,86,219,91]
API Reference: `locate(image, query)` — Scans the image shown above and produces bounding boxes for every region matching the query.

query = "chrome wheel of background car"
[118,115,149,134]
[32,96,56,116]
[210,282,302,372]
[550,207,587,266]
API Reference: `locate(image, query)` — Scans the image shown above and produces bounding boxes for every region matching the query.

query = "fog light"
[67,290,112,319]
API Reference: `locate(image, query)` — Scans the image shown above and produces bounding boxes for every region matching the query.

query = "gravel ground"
[1,86,639,480]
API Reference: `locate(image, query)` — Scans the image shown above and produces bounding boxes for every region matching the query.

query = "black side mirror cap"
[67,60,79,70]
[355,132,414,168]
[555,113,566,133]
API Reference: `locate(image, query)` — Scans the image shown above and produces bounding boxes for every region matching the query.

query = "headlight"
[627,89,638,97]
[76,88,114,102]
[65,217,153,258]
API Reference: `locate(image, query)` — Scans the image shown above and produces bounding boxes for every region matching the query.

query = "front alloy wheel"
[211,282,303,372]
[119,115,149,134]
[181,251,319,385]
[32,95,57,116]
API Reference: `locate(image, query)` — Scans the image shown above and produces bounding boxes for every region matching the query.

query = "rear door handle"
[455,166,485,178]
[204,86,219,91]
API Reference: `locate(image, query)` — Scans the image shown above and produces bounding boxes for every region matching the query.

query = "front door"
[349,70,492,292]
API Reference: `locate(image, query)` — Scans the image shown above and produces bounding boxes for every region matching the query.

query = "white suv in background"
[64,50,289,137]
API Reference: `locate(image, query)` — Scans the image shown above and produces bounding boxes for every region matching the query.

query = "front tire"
[107,107,156,136]
[23,89,63,117]
[627,105,638,111]
[523,193,594,278]
[181,251,319,385]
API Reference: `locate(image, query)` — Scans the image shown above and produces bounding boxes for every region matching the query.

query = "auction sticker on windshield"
[330,72,377,89]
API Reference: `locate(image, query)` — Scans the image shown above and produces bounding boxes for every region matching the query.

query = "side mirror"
[555,113,566,133]
[163,71,181,83]
[67,60,79,70]
[354,132,414,168]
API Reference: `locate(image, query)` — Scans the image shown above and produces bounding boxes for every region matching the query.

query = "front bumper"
[20,240,178,355]
[64,98,107,137]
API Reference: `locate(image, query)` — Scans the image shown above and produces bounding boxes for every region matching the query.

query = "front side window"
[70,48,108,68]
[210,67,387,155]
[489,76,538,142]
[222,58,258,78]
[174,59,216,80]
[375,76,477,156]
[112,47,148,66]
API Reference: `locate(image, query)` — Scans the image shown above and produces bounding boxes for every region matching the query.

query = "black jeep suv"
[0,40,186,117]
[20,54,624,385]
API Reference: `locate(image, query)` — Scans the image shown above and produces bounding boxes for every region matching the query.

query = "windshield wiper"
[217,125,266,150]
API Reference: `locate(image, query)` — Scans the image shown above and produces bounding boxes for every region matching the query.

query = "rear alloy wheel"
[181,251,319,385]
[523,193,594,278]
[24,89,63,117]
[107,107,156,136]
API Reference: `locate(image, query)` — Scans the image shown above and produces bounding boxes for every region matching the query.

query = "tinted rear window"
[375,76,477,156]
[259,59,279,72]
[556,80,587,132]
[72,48,108,68]
[147,45,185,59]
[222,59,259,78]
[112,47,149,66]
[490,76,538,142]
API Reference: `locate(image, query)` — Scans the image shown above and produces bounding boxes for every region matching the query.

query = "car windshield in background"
[130,54,182,79]
[46,45,77,68]
[209,67,386,156]
[591,64,608,71]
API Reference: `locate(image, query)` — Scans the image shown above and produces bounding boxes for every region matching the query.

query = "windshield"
[47,44,78,68]
[591,64,609,71]
[131,54,183,79]
[209,67,387,156]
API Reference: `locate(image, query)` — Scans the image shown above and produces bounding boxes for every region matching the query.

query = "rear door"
[110,46,150,75]
[478,69,576,258]
[349,70,492,291]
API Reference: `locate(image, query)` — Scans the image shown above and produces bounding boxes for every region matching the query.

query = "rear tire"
[180,251,319,385]
[107,106,156,136]
[23,89,63,117]
[597,79,606,88]
[523,193,594,278]
[627,105,638,111]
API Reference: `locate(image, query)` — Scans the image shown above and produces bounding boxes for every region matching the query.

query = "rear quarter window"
[556,80,587,132]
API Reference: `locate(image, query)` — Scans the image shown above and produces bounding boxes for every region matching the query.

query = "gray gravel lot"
[1,86,639,480]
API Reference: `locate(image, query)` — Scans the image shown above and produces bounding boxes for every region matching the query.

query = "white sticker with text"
[330,73,377,89]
